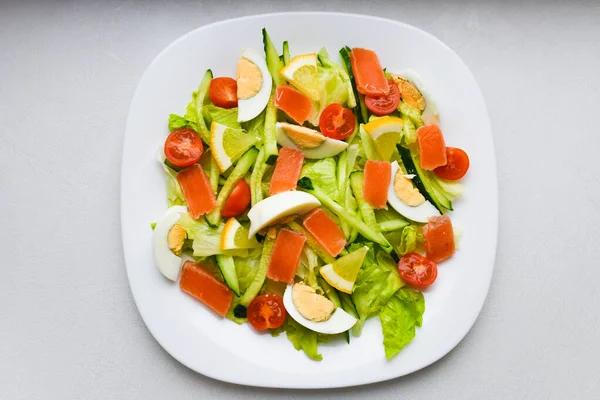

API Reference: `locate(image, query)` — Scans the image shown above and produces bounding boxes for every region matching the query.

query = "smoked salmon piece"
[179,261,233,317]
[274,85,313,125]
[176,164,217,218]
[350,48,390,96]
[269,147,305,195]
[417,124,447,170]
[267,228,306,284]
[363,160,391,209]
[302,208,347,257]
[423,215,455,263]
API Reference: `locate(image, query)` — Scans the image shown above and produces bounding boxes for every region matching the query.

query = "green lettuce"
[168,114,194,131]
[351,243,404,334]
[384,224,423,256]
[183,91,201,131]
[281,317,322,361]
[234,247,262,295]
[242,111,266,142]
[301,158,340,202]
[159,161,186,207]
[379,288,425,359]
[204,104,242,130]
[178,214,248,257]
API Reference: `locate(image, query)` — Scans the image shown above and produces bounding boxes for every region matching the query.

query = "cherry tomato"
[434,147,470,180]
[247,294,286,330]
[164,128,204,168]
[221,179,251,217]
[398,252,438,288]
[209,77,238,109]
[319,103,356,140]
[365,80,400,116]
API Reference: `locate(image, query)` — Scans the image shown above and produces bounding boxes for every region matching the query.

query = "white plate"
[121,12,498,388]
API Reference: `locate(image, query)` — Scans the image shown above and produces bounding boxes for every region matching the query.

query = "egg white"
[153,206,189,281]
[237,49,272,122]
[388,161,440,223]
[275,122,348,159]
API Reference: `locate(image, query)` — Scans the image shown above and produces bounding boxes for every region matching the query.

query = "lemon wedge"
[220,218,260,250]
[210,121,257,172]
[362,117,404,161]
[319,246,368,294]
[280,53,321,101]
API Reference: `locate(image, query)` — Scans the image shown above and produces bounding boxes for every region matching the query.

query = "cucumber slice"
[317,277,342,308]
[282,41,290,65]
[262,28,285,86]
[349,171,379,234]
[215,255,240,296]
[397,145,451,212]
[263,90,279,162]
[194,70,213,144]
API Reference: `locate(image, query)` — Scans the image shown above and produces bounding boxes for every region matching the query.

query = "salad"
[152,29,470,361]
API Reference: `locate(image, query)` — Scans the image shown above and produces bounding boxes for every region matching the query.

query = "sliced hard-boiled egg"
[153,206,191,281]
[275,122,348,159]
[283,284,357,335]
[237,49,272,122]
[247,191,320,237]
[391,69,439,126]
[387,161,440,223]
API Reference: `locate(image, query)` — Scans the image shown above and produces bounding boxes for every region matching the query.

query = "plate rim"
[121,11,498,389]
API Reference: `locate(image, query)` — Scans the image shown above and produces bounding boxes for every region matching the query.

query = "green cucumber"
[194,69,213,144]
[239,237,274,306]
[209,153,219,194]
[379,219,411,232]
[317,277,342,308]
[282,41,290,65]
[206,148,258,226]
[263,90,279,162]
[397,145,451,212]
[215,255,240,296]
[262,28,285,86]
[250,147,268,206]
[349,171,379,233]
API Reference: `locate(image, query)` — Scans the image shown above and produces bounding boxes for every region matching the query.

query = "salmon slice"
[350,48,390,96]
[302,208,347,257]
[363,160,391,209]
[176,164,217,218]
[269,147,305,195]
[274,85,313,125]
[179,260,233,317]
[417,124,447,170]
[267,228,306,284]
[423,215,455,263]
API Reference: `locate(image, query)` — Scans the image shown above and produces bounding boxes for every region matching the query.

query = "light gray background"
[1,0,599,398]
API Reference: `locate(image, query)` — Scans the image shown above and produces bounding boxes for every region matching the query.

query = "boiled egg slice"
[275,122,348,159]
[283,283,357,335]
[153,206,190,281]
[237,49,272,122]
[392,69,439,126]
[247,191,320,237]
[388,161,440,223]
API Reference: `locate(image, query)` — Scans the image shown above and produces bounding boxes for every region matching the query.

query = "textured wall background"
[1,0,599,398]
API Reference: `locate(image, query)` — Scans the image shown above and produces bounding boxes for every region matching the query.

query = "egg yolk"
[236,58,263,100]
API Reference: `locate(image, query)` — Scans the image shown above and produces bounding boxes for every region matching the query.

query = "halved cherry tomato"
[319,103,356,140]
[398,253,438,288]
[365,80,400,116]
[247,293,287,330]
[164,128,204,168]
[274,85,313,124]
[209,77,238,109]
[221,179,251,217]
[434,147,470,180]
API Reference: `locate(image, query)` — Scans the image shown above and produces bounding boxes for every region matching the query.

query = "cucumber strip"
[337,151,351,238]
[194,69,213,144]
[263,90,279,162]
[358,93,369,125]
[206,148,259,226]
[339,46,367,124]
[209,153,219,194]
[215,255,240,296]
[262,28,285,86]
[317,277,342,308]
[282,40,290,65]
[380,219,411,232]
[349,171,381,234]
[339,292,359,342]
[304,184,392,250]
[250,146,267,206]
[287,221,336,265]
[304,247,321,291]
[239,237,274,306]
[397,145,449,213]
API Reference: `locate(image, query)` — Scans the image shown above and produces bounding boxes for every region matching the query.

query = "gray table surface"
[2,0,599,398]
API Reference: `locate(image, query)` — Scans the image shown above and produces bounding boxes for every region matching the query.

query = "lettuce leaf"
[281,317,322,361]
[168,114,194,131]
[159,161,186,207]
[234,247,262,294]
[384,224,424,256]
[183,91,200,131]
[178,214,248,257]
[204,104,242,130]
[301,158,340,202]
[379,288,425,359]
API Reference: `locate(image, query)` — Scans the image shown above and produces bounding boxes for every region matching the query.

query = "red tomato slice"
[269,147,304,195]
[176,164,217,218]
[398,253,438,288]
[363,160,391,209]
[274,85,313,124]
[417,124,447,170]
[209,77,238,109]
[267,229,306,284]
[302,208,347,257]
[319,103,356,140]
[179,260,233,317]
[350,48,390,96]
[222,179,251,217]
[434,147,470,180]
[365,80,400,116]
[423,215,455,263]
[164,128,204,168]
[247,294,287,330]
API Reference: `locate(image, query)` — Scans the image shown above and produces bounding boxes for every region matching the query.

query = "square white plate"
[121,12,498,388]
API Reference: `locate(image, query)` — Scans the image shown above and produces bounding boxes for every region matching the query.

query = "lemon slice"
[221,218,260,250]
[280,53,321,102]
[363,117,404,161]
[320,246,368,294]
[210,121,257,172]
